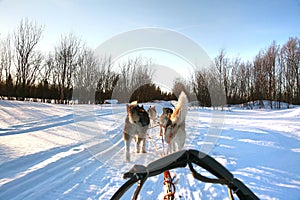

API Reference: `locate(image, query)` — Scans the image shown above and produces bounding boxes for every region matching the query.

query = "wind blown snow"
[0,100,299,199]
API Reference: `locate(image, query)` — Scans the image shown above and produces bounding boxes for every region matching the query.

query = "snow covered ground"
[0,100,299,200]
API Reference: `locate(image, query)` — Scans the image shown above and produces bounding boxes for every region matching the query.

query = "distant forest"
[0,19,299,107]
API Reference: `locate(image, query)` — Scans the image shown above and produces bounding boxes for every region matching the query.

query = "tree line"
[192,38,300,108]
[0,19,174,104]
[0,19,299,107]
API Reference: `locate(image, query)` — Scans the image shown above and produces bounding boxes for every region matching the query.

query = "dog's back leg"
[165,127,175,154]
[167,140,175,154]
[175,128,186,152]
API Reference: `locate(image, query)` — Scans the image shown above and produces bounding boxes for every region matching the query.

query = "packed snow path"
[0,100,299,199]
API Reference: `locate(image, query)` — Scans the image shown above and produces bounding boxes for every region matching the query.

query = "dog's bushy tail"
[171,91,188,125]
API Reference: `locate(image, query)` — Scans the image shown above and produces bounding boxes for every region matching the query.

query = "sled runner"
[111,149,259,200]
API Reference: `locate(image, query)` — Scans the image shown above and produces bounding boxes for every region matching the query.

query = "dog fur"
[159,107,173,136]
[147,106,157,127]
[123,101,150,162]
[163,91,188,154]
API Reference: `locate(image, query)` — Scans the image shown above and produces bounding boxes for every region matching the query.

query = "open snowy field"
[0,100,299,200]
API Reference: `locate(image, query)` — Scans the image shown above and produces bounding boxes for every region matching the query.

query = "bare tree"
[245,61,254,104]
[74,47,100,103]
[280,37,300,106]
[172,77,193,99]
[13,18,43,100]
[0,34,12,83]
[214,49,229,99]
[264,41,279,108]
[241,61,253,103]
[228,57,241,103]
[276,50,286,108]
[95,56,119,104]
[253,51,267,107]
[14,19,43,99]
[114,57,153,103]
[40,53,55,84]
[54,33,81,103]
[192,69,210,107]
[33,53,55,102]
[209,50,228,109]
[235,61,246,103]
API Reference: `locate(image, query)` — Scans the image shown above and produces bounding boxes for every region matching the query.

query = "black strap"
[111,176,138,200]
[231,178,260,200]
[188,162,228,185]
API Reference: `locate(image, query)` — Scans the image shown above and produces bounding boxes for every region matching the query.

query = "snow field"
[0,100,299,199]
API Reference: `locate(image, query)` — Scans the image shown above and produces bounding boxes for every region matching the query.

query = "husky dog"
[124,101,150,162]
[147,106,157,127]
[159,107,173,136]
[163,91,188,154]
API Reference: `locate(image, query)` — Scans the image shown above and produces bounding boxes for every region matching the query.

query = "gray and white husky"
[123,101,150,162]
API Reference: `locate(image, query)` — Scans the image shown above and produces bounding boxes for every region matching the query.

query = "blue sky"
[0,0,300,61]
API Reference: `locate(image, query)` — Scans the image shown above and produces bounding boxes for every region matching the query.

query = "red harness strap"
[163,170,176,200]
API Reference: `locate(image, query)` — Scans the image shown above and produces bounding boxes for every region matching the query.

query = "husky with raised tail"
[163,91,188,154]
[123,101,150,162]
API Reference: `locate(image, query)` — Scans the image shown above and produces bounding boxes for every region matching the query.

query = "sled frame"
[110,149,259,200]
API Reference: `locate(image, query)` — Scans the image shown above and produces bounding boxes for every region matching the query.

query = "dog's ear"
[130,101,138,105]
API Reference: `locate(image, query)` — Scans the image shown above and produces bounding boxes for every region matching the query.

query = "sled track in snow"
[0,124,126,200]
[0,144,92,199]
